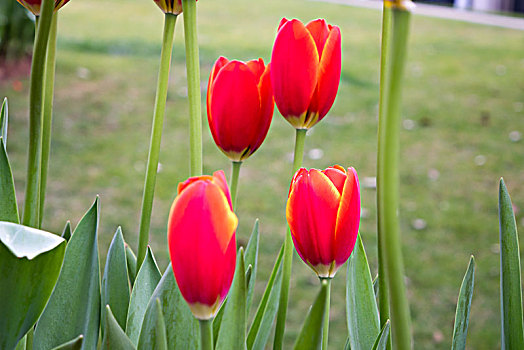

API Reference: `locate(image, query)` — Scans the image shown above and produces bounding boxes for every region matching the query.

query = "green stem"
[321,278,332,350]
[22,0,54,228]
[274,128,307,350]
[229,161,241,210]
[199,319,213,350]
[182,0,203,177]
[381,6,413,350]
[38,12,58,229]
[377,3,392,347]
[136,13,177,268]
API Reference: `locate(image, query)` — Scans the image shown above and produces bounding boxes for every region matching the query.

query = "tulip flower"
[153,0,183,15]
[207,56,273,162]
[271,18,342,129]
[16,0,70,16]
[167,170,238,320]
[286,166,360,278]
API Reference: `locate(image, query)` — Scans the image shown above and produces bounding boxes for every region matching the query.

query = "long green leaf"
[293,280,328,350]
[34,198,101,350]
[346,235,380,350]
[137,299,168,350]
[141,264,199,349]
[1,98,7,145]
[126,244,138,286]
[126,247,162,345]
[0,138,19,223]
[451,256,475,350]
[247,260,283,350]
[244,220,260,314]
[371,320,391,350]
[102,227,131,333]
[102,306,136,350]
[0,222,66,350]
[216,248,246,350]
[247,245,284,349]
[61,221,72,241]
[499,178,524,349]
[51,335,84,350]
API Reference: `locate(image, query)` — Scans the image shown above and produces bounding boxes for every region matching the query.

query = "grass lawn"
[1,0,523,348]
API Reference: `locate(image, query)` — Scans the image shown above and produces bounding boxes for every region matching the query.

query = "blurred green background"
[1,0,523,348]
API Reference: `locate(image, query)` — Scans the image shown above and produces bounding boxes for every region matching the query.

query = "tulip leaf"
[216,248,246,350]
[102,227,130,334]
[244,219,260,314]
[137,299,167,350]
[126,247,162,345]
[346,235,380,350]
[371,320,391,350]
[499,179,524,349]
[1,98,7,145]
[292,280,329,350]
[141,264,199,349]
[247,245,284,350]
[34,198,101,350]
[344,338,350,350]
[372,275,379,299]
[61,221,72,241]
[0,222,66,350]
[51,335,84,350]
[451,256,475,350]
[247,258,283,350]
[126,244,138,286]
[0,138,19,223]
[102,305,136,350]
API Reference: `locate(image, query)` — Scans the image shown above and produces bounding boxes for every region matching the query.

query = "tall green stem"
[22,0,54,228]
[378,4,413,349]
[274,128,307,350]
[377,2,392,344]
[199,319,213,350]
[182,0,203,177]
[38,12,58,229]
[136,13,177,268]
[321,278,332,350]
[229,161,241,210]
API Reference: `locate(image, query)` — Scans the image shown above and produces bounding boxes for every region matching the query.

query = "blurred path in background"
[312,0,524,30]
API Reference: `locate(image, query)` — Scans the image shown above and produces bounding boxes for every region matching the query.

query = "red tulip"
[286,166,360,278]
[167,170,238,319]
[271,18,341,129]
[207,57,274,161]
[16,0,70,15]
[153,0,183,14]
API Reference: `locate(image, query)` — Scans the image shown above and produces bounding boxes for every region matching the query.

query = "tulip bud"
[16,0,70,16]
[207,57,274,162]
[167,170,238,320]
[153,0,183,14]
[271,18,341,129]
[286,166,360,278]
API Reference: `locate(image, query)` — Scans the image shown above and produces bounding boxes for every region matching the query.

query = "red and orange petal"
[271,19,319,121]
[17,0,70,15]
[308,25,342,122]
[287,169,341,268]
[334,167,360,265]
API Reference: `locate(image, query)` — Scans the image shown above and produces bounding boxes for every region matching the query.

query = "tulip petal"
[246,58,266,83]
[305,19,330,58]
[287,169,340,267]
[308,25,342,123]
[271,19,319,123]
[209,61,262,160]
[322,166,346,194]
[207,57,230,134]
[248,64,274,157]
[334,167,360,266]
[212,170,233,210]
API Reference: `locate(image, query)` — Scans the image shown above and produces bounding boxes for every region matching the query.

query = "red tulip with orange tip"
[271,18,342,129]
[16,0,70,16]
[286,166,360,278]
[167,170,238,320]
[207,56,274,162]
